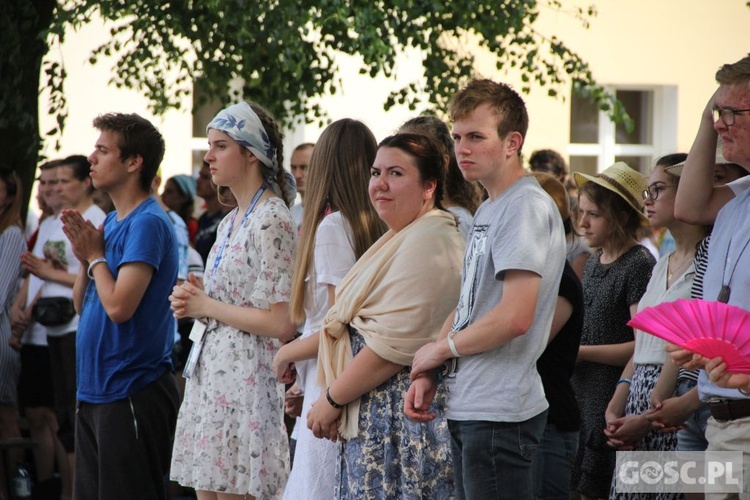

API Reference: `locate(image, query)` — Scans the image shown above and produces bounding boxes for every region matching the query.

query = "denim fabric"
[531,423,579,499]
[675,378,710,452]
[449,410,547,500]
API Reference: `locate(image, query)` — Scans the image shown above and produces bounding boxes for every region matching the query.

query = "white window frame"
[568,85,677,174]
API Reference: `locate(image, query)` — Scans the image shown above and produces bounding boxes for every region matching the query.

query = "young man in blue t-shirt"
[61,113,180,500]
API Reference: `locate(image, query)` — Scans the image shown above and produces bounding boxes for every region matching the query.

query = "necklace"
[718,191,750,303]
[667,251,693,286]
[718,234,750,303]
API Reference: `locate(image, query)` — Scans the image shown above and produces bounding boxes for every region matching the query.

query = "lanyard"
[209,184,267,286]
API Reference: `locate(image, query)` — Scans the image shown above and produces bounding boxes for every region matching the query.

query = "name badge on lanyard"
[182,184,267,380]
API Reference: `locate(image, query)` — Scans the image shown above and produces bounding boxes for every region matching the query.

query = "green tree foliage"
[2,0,625,214]
[1,0,57,216]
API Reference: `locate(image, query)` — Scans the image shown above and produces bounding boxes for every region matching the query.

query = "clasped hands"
[605,342,750,450]
[403,340,445,423]
[169,274,207,319]
[60,209,105,265]
[20,252,58,280]
[306,394,342,442]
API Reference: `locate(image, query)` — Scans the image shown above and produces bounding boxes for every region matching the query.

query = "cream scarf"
[317,209,465,438]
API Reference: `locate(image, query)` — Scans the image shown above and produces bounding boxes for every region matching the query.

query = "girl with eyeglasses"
[604,154,708,499]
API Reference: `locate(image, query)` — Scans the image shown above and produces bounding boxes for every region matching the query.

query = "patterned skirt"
[336,331,456,499]
[609,363,682,500]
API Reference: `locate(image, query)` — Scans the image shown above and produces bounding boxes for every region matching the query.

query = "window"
[191,81,223,174]
[568,86,677,176]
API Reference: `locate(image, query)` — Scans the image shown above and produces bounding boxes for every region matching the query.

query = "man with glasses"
[669,54,750,499]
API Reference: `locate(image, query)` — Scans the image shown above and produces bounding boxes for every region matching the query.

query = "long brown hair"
[0,168,23,233]
[290,119,386,323]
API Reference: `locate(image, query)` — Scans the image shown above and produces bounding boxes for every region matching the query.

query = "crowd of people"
[0,53,749,500]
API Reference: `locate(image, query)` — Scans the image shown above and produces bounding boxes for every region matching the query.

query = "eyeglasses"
[642,183,676,201]
[712,107,750,126]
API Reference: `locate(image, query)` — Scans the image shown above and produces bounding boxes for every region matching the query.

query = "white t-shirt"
[294,211,356,391]
[286,212,355,500]
[22,276,47,346]
[37,205,106,337]
[26,216,59,343]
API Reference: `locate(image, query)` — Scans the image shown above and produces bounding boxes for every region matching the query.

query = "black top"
[537,260,584,432]
[194,209,226,264]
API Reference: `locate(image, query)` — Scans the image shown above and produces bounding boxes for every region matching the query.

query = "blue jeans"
[531,423,578,500]
[449,410,547,500]
[675,378,710,452]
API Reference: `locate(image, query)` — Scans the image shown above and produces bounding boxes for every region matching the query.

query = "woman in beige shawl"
[306,133,465,498]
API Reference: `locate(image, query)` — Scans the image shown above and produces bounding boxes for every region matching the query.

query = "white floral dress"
[171,197,296,497]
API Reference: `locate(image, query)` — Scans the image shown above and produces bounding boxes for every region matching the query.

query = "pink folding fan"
[628,299,750,373]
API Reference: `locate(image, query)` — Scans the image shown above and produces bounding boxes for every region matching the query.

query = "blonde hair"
[290,119,386,323]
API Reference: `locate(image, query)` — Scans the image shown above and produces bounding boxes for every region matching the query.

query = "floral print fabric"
[171,198,296,497]
[336,331,455,499]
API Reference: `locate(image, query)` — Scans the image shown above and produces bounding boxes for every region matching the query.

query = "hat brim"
[665,155,731,178]
[573,171,648,222]
[664,162,685,177]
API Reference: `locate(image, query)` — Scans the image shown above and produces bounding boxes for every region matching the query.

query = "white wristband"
[447,330,462,358]
[87,257,107,279]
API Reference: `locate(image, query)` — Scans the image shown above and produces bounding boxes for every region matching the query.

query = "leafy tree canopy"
[2,0,626,214]
[48,0,627,129]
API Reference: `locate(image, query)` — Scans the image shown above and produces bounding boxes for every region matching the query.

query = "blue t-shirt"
[77,197,178,403]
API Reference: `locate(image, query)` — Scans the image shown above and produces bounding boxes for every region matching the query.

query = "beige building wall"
[37,18,424,184]
[473,0,750,173]
[38,20,193,183]
[39,1,750,184]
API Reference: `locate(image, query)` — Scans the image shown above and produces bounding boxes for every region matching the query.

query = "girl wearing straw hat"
[604,154,708,500]
[570,162,656,500]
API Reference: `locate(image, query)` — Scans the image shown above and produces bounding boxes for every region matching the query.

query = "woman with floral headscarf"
[169,102,298,499]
